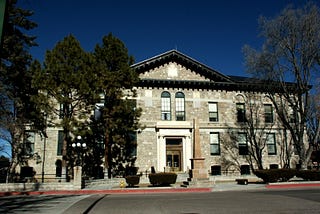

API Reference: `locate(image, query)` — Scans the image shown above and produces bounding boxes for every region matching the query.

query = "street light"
[72,136,86,166]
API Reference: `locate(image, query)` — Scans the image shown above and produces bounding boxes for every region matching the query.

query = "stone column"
[190,118,208,180]
[73,166,82,190]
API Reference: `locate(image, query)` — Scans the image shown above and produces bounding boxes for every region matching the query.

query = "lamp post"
[72,136,86,166]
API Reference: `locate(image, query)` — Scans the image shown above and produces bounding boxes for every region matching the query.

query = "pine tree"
[32,34,98,180]
[93,33,142,178]
[0,0,41,181]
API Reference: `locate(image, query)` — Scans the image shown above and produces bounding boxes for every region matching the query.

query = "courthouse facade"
[27,50,299,180]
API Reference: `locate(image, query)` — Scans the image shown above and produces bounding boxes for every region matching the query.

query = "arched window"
[161,91,171,120]
[175,92,185,121]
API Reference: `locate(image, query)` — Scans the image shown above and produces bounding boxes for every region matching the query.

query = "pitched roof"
[132,49,234,83]
[132,50,294,92]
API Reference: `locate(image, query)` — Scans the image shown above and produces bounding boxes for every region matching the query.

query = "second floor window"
[289,106,298,124]
[264,104,273,123]
[161,91,171,120]
[175,92,185,121]
[236,103,246,122]
[59,103,71,119]
[209,102,218,122]
[94,93,105,120]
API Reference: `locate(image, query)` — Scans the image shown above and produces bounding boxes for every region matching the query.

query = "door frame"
[166,138,183,172]
[157,128,192,173]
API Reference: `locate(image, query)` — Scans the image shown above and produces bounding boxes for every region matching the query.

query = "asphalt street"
[1,189,320,214]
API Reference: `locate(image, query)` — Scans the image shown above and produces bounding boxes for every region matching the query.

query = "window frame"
[57,130,64,155]
[208,102,219,122]
[266,133,277,155]
[240,165,250,175]
[211,165,221,175]
[161,91,171,120]
[24,131,35,156]
[238,133,248,155]
[210,132,220,155]
[175,92,185,121]
[236,103,246,122]
[264,104,273,123]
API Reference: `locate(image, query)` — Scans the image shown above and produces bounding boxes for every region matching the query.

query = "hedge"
[149,172,177,186]
[254,169,296,183]
[296,170,320,181]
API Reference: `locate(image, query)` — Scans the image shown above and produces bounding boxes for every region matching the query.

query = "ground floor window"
[240,165,250,175]
[269,164,279,169]
[55,159,62,177]
[211,165,221,175]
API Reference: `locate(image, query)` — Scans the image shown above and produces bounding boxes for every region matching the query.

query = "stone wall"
[0,182,76,192]
[134,62,296,175]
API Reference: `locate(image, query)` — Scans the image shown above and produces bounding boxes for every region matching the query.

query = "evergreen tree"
[0,0,41,181]
[93,33,142,178]
[31,34,98,180]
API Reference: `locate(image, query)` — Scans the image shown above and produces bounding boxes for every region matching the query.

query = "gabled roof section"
[132,50,234,83]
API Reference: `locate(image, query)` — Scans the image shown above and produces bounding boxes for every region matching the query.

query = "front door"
[166,138,182,172]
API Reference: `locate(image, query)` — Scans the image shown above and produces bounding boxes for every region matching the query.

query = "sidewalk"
[1,181,320,197]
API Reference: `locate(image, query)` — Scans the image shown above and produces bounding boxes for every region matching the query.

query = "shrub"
[125,175,140,187]
[149,172,177,186]
[254,169,296,183]
[125,166,139,176]
[296,170,320,181]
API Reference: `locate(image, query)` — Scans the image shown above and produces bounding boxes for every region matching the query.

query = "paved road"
[81,189,320,214]
[0,194,89,214]
[1,189,320,214]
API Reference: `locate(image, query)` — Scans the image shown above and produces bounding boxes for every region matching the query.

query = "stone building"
[133,50,298,178]
[26,50,298,181]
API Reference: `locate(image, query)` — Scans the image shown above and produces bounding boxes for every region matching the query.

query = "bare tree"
[243,3,320,169]
[222,93,276,171]
[307,83,320,169]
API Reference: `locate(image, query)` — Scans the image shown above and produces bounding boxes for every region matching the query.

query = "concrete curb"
[0,187,212,197]
[2,182,320,197]
[266,181,320,189]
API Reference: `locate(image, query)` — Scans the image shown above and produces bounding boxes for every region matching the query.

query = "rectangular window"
[59,103,72,119]
[236,103,246,122]
[94,93,105,120]
[240,165,250,175]
[210,132,220,155]
[24,131,35,155]
[94,103,104,120]
[209,102,218,122]
[128,132,137,157]
[289,106,298,123]
[175,98,185,121]
[57,131,64,155]
[238,133,248,155]
[264,104,273,123]
[266,133,277,155]
[211,165,221,175]
[270,164,279,169]
[59,103,64,119]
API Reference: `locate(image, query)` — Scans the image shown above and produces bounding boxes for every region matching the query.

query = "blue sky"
[20,0,311,77]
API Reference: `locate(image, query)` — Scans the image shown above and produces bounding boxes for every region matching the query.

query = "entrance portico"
[156,121,193,173]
